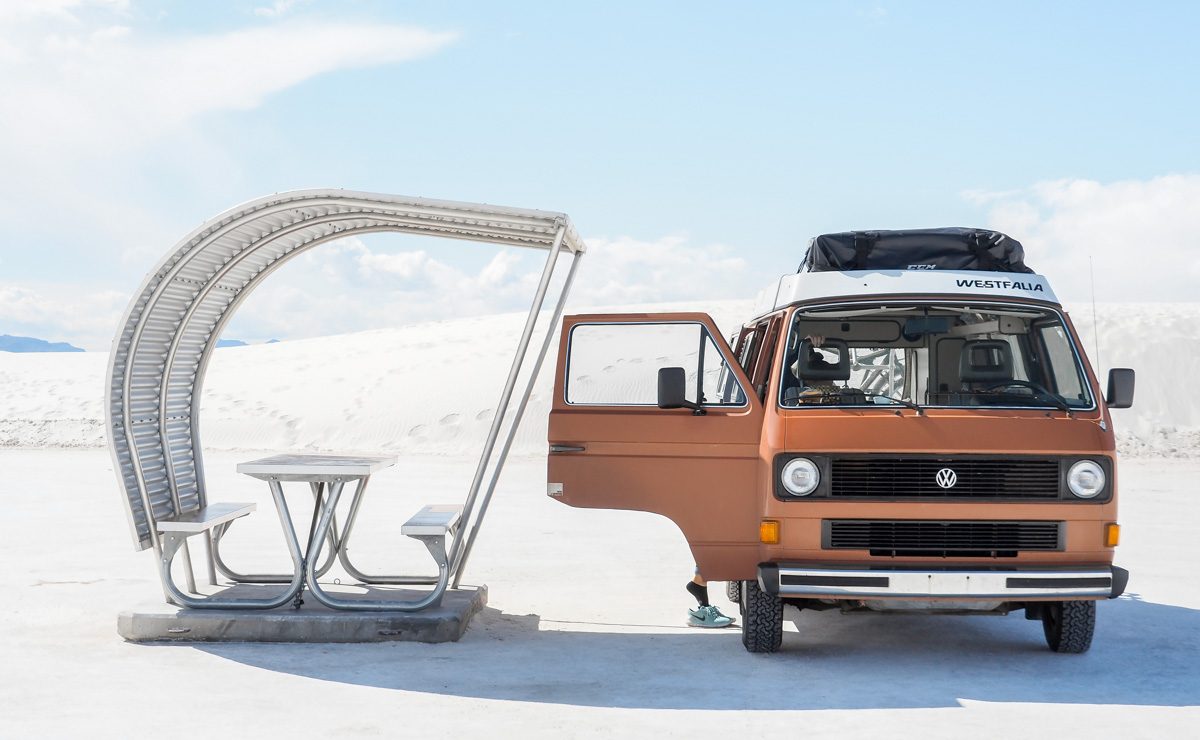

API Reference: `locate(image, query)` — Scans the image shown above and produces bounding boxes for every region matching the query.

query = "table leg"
[267,478,308,608]
[306,477,453,611]
[336,477,440,585]
[156,480,305,610]
[210,481,340,583]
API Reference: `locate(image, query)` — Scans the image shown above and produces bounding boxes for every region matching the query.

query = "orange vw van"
[547,229,1133,653]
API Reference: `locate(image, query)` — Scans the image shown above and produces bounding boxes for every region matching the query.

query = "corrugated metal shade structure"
[106,189,585,561]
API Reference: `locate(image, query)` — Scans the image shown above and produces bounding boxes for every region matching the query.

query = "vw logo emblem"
[935,468,958,489]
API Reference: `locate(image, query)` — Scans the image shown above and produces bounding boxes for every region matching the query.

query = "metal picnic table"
[234,454,394,607]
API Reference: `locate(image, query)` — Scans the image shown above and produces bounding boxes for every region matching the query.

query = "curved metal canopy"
[106,189,584,552]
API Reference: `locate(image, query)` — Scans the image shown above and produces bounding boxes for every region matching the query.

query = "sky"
[1,0,1197,349]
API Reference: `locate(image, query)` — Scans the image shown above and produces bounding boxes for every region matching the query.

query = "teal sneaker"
[688,604,735,628]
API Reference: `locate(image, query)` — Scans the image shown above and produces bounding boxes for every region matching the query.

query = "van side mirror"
[657,367,705,415]
[1106,368,1135,409]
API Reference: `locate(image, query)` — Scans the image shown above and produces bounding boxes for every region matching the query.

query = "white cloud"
[0,0,129,25]
[972,174,1200,301]
[0,231,752,349]
[0,14,456,159]
[0,4,460,348]
[216,233,763,344]
[0,5,458,249]
[856,5,888,23]
[0,282,127,349]
[570,235,755,307]
[254,0,305,18]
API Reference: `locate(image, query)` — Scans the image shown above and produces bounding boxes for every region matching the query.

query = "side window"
[750,318,780,400]
[1038,325,1088,403]
[728,324,767,401]
[736,326,761,375]
[567,322,748,406]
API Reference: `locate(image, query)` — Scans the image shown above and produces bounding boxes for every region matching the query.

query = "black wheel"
[726,580,742,606]
[1042,600,1096,653]
[741,579,783,653]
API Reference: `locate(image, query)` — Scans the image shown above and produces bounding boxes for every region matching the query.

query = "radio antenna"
[1089,255,1101,374]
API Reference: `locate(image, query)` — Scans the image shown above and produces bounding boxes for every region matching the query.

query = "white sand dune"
[2,302,1197,736]
[0,301,1196,457]
[2,449,1198,737]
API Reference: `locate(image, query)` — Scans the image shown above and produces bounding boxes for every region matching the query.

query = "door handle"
[549,444,586,453]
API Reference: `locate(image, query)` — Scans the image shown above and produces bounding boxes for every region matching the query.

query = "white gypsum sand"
[0,449,1196,737]
[0,301,1196,456]
[1,301,1197,736]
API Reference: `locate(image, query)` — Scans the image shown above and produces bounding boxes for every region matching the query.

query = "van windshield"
[778,303,1094,410]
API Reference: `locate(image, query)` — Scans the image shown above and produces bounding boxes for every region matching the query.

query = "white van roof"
[752,269,1059,318]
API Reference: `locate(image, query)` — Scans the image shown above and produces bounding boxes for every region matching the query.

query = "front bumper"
[760,563,1129,600]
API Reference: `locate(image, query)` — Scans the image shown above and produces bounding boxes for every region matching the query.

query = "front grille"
[830,457,1060,499]
[826,519,1063,557]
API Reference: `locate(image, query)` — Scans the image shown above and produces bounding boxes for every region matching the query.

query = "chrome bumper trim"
[764,566,1114,599]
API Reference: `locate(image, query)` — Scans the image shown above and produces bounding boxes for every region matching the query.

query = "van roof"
[752,269,1060,318]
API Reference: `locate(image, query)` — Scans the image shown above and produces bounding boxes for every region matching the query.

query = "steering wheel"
[983,379,1056,397]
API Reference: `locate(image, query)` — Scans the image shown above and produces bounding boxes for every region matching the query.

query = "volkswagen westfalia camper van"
[547,228,1132,653]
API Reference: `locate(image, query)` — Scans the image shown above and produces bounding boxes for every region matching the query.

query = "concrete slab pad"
[118,584,487,643]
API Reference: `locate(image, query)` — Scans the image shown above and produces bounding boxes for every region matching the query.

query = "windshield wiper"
[977,389,1074,416]
[861,393,924,416]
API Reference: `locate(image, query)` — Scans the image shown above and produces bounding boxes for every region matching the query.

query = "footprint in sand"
[475,409,493,421]
[602,365,615,373]
[280,416,300,445]
[439,414,461,426]
[408,424,427,437]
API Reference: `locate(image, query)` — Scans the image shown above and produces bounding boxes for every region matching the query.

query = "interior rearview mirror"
[657,367,705,415]
[901,316,951,340]
[1106,368,1134,409]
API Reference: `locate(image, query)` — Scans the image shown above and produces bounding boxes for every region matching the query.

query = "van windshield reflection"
[779,304,1093,410]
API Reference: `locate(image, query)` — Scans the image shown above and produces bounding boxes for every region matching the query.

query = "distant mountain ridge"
[0,334,84,353]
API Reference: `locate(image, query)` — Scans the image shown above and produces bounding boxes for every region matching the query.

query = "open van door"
[547,313,764,580]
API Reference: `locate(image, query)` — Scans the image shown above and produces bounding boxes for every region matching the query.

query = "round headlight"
[781,457,820,496]
[1067,460,1105,498]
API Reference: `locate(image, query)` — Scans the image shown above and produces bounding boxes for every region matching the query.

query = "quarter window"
[1038,325,1089,404]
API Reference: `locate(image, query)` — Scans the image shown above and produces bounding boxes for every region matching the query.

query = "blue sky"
[1,1,1197,348]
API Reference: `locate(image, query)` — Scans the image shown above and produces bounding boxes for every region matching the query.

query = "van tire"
[726,580,742,606]
[1042,600,1095,653]
[741,580,783,653]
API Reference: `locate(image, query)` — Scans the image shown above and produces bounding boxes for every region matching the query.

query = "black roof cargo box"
[800,228,1033,274]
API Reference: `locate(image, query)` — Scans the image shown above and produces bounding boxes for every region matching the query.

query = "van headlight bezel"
[1066,459,1107,499]
[780,457,821,497]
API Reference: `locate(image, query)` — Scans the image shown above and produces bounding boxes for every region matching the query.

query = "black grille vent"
[826,519,1062,557]
[830,458,1060,499]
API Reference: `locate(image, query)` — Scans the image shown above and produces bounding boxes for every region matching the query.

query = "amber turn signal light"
[1105,523,1120,547]
[760,520,780,544]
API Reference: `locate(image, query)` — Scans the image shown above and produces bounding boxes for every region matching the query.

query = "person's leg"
[686,573,709,607]
[686,569,733,627]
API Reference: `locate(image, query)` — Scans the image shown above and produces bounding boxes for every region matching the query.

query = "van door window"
[567,322,748,406]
